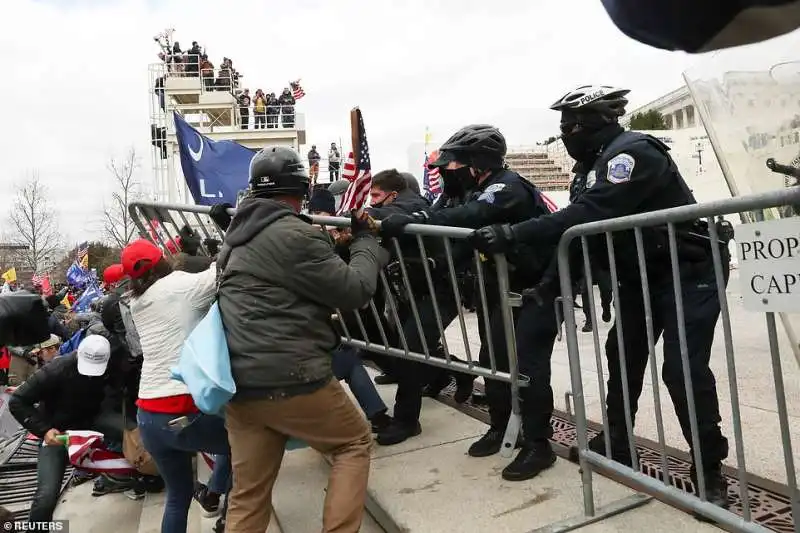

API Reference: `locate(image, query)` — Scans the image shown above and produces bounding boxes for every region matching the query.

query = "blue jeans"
[137,409,231,533]
[331,346,386,418]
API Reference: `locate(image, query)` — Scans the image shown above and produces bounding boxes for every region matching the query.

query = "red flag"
[337,108,372,214]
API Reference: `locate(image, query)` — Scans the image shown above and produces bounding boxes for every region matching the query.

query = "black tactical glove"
[350,209,378,239]
[380,212,427,239]
[209,203,234,231]
[468,224,515,254]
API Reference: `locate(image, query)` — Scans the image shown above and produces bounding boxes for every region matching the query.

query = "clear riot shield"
[683,33,800,367]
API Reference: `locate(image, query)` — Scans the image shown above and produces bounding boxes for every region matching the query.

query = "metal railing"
[128,201,528,458]
[557,186,800,532]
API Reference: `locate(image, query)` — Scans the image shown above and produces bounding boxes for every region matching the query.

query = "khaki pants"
[225,379,372,533]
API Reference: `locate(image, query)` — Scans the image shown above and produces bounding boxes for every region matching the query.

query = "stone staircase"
[505,151,572,192]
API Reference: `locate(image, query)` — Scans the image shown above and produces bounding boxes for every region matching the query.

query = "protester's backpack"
[59,328,87,356]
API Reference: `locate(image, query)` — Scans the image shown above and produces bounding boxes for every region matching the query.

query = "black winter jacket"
[9,354,107,438]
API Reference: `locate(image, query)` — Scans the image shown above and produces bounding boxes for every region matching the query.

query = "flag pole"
[350,107,360,164]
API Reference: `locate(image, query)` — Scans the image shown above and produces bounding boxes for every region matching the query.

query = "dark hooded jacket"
[217,197,387,400]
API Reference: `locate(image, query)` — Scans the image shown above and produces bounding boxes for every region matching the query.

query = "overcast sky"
[0,0,700,245]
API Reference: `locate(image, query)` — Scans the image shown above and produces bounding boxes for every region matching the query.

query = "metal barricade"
[557,187,800,532]
[129,200,528,458]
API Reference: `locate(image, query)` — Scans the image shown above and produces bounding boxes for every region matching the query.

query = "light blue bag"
[170,300,308,450]
[172,302,235,415]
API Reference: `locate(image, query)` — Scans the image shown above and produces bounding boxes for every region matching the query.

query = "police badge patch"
[477,182,506,204]
[606,153,636,184]
[586,170,597,189]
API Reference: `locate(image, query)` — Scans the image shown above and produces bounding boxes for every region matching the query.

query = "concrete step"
[53,480,143,533]
[273,447,384,532]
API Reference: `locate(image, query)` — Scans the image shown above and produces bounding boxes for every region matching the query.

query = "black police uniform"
[509,130,730,469]
[421,169,560,447]
[363,189,463,440]
[569,165,613,326]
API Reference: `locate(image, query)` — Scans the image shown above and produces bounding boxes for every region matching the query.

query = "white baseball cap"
[77,335,111,377]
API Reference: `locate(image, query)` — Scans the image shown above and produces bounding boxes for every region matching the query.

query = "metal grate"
[0,431,74,521]
[435,382,796,533]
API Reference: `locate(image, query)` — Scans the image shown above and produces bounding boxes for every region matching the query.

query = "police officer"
[469,85,730,507]
[381,125,561,481]
[568,157,613,332]
[365,169,472,445]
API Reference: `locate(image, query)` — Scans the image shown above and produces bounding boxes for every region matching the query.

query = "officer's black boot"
[375,420,422,446]
[690,464,729,521]
[581,320,593,332]
[502,440,557,481]
[601,305,612,323]
[468,428,505,457]
[468,428,521,457]
[579,431,635,468]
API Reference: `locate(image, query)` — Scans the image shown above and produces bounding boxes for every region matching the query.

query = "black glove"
[209,203,234,231]
[380,212,426,238]
[468,224,515,254]
[350,209,378,238]
[203,238,221,256]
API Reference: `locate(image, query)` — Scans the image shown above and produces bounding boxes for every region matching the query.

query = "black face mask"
[445,166,478,193]
[561,123,625,163]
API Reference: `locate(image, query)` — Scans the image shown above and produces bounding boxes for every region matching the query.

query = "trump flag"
[173,112,255,206]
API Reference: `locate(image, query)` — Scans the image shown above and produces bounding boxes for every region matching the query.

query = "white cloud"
[0,0,695,244]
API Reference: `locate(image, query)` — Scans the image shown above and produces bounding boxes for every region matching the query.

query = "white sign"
[737,217,800,312]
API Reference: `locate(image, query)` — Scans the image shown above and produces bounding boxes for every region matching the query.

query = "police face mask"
[445,166,478,192]
[560,113,622,163]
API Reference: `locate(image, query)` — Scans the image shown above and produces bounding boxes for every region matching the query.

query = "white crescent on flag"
[188,132,204,162]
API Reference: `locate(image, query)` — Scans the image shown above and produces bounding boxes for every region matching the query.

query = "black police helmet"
[248,146,310,198]
[439,124,507,159]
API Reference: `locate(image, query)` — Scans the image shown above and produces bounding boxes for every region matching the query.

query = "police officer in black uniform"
[568,156,613,332]
[469,85,730,507]
[381,125,561,481]
[364,169,472,445]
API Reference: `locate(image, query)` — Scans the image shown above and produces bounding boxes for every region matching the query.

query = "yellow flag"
[60,294,72,309]
[1,267,16,283]
[424,127,432,145]
[80,254,89,270]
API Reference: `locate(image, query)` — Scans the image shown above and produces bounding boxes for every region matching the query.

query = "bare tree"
[9,173,61,272]
[102,147,142,248]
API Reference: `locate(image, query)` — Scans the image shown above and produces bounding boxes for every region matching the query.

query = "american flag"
[31,273,43,286]
[290,80,305,100]
[337,108,372,214]
[423,150,442,199]
[76,241,89,267]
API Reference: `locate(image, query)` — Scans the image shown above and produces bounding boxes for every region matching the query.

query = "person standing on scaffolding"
[380,125,560,481]
[469,85,731,509]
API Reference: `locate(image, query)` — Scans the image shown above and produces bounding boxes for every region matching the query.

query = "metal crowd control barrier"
[557,187,800,532]
[128,201,528,458]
